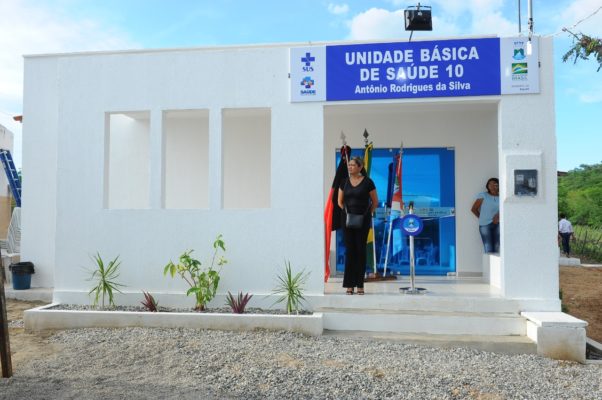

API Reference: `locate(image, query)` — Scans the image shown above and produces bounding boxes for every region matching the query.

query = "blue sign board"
[325,38,501,101]
[400,214,424,236]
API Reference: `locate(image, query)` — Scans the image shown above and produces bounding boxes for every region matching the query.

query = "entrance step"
[323,330,537,355]
[318,307,526,336]
[312,294,522,314]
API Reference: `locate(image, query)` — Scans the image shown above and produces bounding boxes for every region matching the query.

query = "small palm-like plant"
[88,253,124,308]
[272,261,310,314]
[141,291,158,312]
[226,291,253,314]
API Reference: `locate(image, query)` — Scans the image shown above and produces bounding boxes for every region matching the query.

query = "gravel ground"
[1,328,601,400]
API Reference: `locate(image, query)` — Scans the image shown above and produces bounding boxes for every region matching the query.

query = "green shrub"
[573,225,602,263]
[163,235,227,311]
[559,289,569,313]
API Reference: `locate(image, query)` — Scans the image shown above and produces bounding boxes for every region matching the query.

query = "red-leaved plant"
[141,291,158,312]
[226,291,253,314]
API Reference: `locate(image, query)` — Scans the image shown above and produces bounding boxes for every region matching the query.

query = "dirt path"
[559,266,602,343]
[3,300,61,369]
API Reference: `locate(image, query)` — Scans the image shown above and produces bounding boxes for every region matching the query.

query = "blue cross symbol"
[301,52,315,66]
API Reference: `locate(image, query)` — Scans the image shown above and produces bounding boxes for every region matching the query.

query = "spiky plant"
[226,291,253,314]
[88,253,124,308]
[141,291,158,312]
[272,261,310,314]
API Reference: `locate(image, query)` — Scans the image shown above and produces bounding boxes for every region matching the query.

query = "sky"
[0,0,600,170]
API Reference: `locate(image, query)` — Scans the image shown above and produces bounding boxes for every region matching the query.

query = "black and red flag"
[324,145,350,282]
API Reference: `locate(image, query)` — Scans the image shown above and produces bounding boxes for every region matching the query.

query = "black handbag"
[343,179,371,229]
[345,211,365,229]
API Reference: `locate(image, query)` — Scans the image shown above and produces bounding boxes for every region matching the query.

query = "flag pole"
[371,211,377,274]
[340,131,350,176]
[324,132,350,282]
[383,141,403,277]
[383,160,395,277]
[363,130,377,275]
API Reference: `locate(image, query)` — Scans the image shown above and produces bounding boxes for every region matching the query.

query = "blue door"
[336,147,456,276]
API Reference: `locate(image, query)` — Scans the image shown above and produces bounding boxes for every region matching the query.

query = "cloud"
[0,0,137,114]
[471,11,517,36]
[347,8,405,40]
[579,87,602,103]
[328,3,350,15]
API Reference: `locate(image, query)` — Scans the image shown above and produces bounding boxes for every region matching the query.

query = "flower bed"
[24,303,323,336]
[49,304,313,315]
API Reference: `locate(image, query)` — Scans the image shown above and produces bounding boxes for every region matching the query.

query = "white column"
[209,108,223,210]
[498,37,559,306]
[149,108,164,209]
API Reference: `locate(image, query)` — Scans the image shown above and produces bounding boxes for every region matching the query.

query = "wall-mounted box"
[514,169,538,196]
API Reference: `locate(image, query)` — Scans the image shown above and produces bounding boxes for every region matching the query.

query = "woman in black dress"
[337,157,378,295]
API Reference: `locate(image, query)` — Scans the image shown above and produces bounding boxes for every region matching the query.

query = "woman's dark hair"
[348,156,364,168]
[485,177,499,194]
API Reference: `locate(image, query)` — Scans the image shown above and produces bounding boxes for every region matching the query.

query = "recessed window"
[105,112,150,209]
[163,110,209,209]
[222,108,271,209]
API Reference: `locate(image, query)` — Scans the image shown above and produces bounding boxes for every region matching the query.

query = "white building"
[22,35,586,359]
[0,122,16,233]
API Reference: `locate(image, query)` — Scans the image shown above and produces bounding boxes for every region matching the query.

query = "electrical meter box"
[514,169,538,196]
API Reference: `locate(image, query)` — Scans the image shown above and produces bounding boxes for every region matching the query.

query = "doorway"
[336,147,456,276]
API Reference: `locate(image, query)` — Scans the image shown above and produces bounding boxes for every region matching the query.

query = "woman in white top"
[471,178,500,253]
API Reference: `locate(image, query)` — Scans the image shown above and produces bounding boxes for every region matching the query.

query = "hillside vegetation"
[558,163,602,227]
[558,163,602,262]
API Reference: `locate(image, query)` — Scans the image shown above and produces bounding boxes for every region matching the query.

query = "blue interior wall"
[336,147,456,276]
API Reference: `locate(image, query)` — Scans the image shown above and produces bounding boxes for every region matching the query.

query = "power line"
[549,5,602,37]
[0,110,17,118]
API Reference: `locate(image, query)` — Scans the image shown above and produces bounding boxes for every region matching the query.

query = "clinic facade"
[22,35,558,312]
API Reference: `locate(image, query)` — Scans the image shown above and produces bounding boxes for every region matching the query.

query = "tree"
[558,162,602,227]
[562,28,602,71]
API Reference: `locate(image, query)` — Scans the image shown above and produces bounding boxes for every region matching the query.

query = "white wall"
[0,123,14,192]
[324,101,498,275]
[107,113,150,209]
[0,124,15,235]
[23,46,325,303]
[21,57,59,288]
[164,110,209,209]
[222,108,270,209]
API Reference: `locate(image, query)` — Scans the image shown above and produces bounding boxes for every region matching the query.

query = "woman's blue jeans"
[479,223,500,253]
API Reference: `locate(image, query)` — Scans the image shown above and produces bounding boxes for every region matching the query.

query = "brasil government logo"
[300,76,316,95]
[512,63,528,81]
[513,41,526,60]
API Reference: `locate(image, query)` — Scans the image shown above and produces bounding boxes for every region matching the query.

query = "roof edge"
[23,33,510,59]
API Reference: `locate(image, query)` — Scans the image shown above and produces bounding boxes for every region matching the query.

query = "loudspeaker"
[404,9,432,31]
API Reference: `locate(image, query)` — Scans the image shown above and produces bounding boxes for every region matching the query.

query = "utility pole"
[0,279,13,377]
